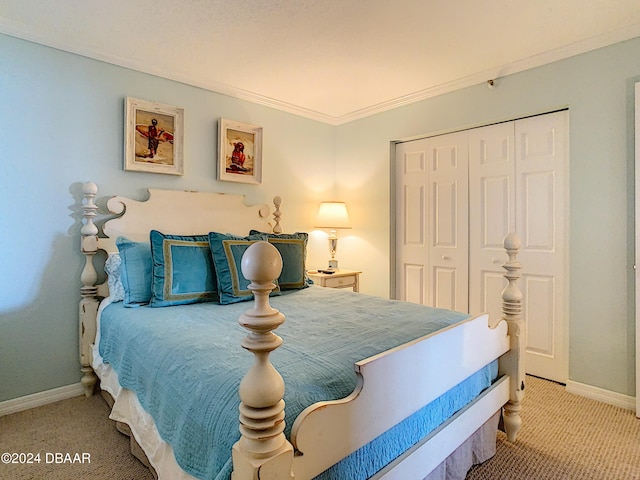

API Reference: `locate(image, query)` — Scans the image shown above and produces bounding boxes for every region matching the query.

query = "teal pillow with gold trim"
[150,230,218,307]
[208,232,279,304]
[249,231,309,290]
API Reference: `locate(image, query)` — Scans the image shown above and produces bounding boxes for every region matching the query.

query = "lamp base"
[328,259,338,269]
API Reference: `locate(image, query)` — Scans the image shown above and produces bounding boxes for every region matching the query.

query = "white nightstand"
[307,269,361,292]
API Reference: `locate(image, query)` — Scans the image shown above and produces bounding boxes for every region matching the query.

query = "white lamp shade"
[315,202,352,229]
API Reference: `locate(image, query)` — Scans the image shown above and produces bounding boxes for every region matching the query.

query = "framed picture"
[218,118,262,184]
[124,97,184,175]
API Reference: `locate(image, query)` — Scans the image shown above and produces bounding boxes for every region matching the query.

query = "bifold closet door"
[515,111,568,383]
[468,111,568,383]
[428,132,469,312]
[395,139,429,305]
[395,132,469,311]
[468,122,516,320]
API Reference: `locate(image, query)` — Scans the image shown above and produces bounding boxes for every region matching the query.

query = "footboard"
[233,234,524,480]
[290,313,509,479]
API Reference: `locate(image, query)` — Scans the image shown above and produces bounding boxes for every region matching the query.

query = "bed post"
[500,233,524,442]
[79,181,100,397]
[272,196,283,233]
[232,241,294,480]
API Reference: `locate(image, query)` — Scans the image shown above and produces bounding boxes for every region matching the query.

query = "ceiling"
[2,0,640,124]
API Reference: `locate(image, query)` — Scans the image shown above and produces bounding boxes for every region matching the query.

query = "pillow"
[208,232,279,304]
[105,253,124,303]
[116,237,153,306]
[249,230,309,290]
[149,231,218,307]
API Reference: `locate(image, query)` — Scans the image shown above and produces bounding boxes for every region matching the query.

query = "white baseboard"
[0,383,85,417]
[566,380,636,411]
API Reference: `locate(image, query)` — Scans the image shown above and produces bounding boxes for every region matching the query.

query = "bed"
[78,181,525,480]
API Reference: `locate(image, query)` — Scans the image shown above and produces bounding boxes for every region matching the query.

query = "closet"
[395,110,568,383]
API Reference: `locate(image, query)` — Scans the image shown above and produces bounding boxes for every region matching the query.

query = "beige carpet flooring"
[0,392,154,480]
[466,375,640,480]
[0,375,638,479]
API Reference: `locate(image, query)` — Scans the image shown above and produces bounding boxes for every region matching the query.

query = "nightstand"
[307,269,361,292]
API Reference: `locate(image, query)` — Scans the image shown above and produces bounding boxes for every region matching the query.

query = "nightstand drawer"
[324,275,356,288]
[307,269,361,292]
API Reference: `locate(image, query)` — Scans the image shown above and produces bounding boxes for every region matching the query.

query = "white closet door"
[395,133,469,310]
[427,132,469,312]
[515,111,568,383]
[395,139,429,304]
[395,111,568,383]
[468,122,516,320]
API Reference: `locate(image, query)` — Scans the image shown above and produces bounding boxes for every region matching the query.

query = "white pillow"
[105,253,125,302]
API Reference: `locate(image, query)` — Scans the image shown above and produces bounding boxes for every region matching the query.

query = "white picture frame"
[218,118,262,184]
[124,97,184,175]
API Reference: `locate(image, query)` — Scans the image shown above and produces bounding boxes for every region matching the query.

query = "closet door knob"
[442,255,450,260]
[491,258,501,264]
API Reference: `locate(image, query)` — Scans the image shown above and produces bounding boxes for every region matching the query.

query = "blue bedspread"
[99,286,495,480]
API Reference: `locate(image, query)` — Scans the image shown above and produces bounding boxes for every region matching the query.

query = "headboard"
[98,186,281,249]
[78,181,283,395]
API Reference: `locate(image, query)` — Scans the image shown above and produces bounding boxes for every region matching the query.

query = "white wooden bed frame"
[79,181,524,480]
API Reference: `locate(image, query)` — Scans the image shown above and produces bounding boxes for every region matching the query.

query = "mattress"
[95,286,497,480]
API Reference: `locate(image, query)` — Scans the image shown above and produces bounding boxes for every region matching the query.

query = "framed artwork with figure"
[218,118,262,184]
[124,97,184,175]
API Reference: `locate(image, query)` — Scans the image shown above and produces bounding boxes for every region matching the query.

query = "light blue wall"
[2,32,639,402]
[0,34,335,402]
[335,37,640,397]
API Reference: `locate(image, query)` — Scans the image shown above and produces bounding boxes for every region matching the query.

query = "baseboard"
[0,383,85,417]
[566,380,636,411]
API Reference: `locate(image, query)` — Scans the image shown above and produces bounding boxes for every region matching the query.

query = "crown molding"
[2,18,639,126]
[334,24,640,125]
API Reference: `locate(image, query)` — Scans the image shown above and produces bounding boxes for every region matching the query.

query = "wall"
[0,34,335,402]
[334,37,640,397]
[2,32,639,403]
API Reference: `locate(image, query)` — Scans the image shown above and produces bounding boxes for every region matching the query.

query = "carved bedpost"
[79,182,100,397]
[272,196,283,234]
[500,233,524,442]
[232,241,294,480]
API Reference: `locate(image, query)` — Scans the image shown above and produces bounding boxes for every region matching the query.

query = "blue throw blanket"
[99,286,495,480]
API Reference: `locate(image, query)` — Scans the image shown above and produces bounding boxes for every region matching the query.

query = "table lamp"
[315,201,351,269]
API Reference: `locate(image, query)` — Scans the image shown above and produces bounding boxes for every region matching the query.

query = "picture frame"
[124,97,184,175]
[218,118,262,184]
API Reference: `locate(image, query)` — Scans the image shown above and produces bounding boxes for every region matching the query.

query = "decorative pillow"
[105,253,124,303]
[116,237,153,306]
[208,232,279,304]
[249,230,309,290]
[149,231,218,307]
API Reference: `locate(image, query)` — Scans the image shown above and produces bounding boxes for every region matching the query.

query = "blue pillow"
[249,231,309,290]
[149,230,218,307]
[116,237,152,306]
[208,232,279,304]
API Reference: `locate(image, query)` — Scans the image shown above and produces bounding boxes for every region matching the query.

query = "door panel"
[428,132,468,312]
[395,141,429,304]
[515,111,568,383]
[469,122,515,317]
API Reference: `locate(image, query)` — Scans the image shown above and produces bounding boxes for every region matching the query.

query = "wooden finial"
[232,241,294,479]
[272,196,283,233]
